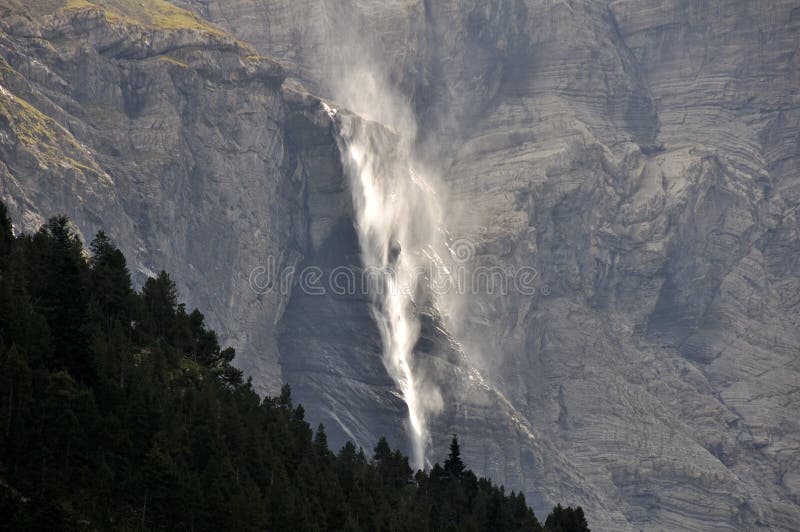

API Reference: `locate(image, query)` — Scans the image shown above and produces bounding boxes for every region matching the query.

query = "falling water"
[324,102,450,469]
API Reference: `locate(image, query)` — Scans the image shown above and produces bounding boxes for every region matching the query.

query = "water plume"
[327,108,445,469]
[314,7,465,470]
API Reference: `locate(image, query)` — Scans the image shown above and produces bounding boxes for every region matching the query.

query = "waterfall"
[324,102,450,469]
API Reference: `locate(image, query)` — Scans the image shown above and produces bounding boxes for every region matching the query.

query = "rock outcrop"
[2,0,800,530]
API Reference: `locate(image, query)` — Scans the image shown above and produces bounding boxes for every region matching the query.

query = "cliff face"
[169,1,800,529]
[0,0,351,397]
[3,0,800,530]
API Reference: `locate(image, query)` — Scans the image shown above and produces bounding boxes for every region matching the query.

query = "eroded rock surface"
[3,1,800,529]
[172,1,800,529]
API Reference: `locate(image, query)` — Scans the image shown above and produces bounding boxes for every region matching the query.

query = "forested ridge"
[0,202,589,531]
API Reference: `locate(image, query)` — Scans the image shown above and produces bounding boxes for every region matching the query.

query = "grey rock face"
[3,0,800,529]
[173,1,800,529]
[0,3,314,396]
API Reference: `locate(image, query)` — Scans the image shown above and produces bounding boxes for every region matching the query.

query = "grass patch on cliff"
[0,71,102,177]
[0,85,59,149]
[2,0,224,36]
[156,55,189,68]
[0,88,93,173]
[95,0,225,35]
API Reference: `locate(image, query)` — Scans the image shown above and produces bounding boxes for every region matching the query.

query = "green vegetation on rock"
[1,0,225,35]
[0,54,105,178]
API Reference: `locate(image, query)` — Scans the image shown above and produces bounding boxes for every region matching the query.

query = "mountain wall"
[2,0,799,529]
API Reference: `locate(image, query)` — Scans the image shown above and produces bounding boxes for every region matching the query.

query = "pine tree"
[278,383,292,410]
[544,504,590,532]
[314,423,329,458]
[0,344,33,470]
[34,216,94,384]
[444,434,465,478]
[141,270,178,339]
[0,201,13,264]
[373,436,392,464]
[89,230,135,332]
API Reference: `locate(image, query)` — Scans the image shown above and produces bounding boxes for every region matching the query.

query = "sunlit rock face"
[4,0,800,529]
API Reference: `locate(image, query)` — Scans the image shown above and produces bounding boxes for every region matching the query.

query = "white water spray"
[311,8,470,468]
[324,101,451,469]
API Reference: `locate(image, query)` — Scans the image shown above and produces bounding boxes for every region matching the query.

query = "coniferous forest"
[0,202,589,531]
